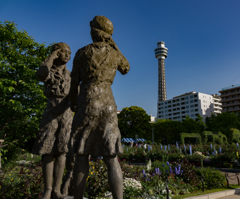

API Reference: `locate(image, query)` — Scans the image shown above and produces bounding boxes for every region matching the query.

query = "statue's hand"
[51,49,61,60]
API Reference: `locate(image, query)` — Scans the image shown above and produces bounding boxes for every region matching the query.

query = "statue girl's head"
[90,16,114,43]
[51,42,71,64]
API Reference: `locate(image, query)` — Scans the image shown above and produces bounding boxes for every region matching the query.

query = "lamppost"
[0,139,4,171]
[152,128,154,144]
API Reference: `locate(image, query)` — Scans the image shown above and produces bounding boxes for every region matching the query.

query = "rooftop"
[221,84,240,91]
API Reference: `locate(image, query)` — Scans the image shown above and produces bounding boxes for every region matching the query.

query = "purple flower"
[152,173,155,176]
[155,168,161,175]
[142,169,145,174]
[167,162,169,166]
[147,178,150,181]
[163,164,165,167]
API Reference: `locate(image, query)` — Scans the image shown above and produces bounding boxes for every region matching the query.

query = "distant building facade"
[157,91,222,122]
[219,84,240,113]
[150,114,156,123]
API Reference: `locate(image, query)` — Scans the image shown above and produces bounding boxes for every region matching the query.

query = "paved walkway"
[221,171,240,185]
[218,193,240,199]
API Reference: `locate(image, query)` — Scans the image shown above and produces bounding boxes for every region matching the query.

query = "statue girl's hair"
[51,42,70,53]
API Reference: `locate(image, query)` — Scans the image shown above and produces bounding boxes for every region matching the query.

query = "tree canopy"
[206,112,240,141]
[118,106,151,139]
[0,21,52,159]
[153,119,184,144]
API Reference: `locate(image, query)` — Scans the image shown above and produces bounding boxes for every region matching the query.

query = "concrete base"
[185,188,240,199]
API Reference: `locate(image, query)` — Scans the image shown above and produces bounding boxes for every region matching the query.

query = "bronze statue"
[69,16,130,199]
[32,42,73,199]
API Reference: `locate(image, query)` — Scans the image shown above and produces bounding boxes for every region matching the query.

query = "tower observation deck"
[154,41,168,102]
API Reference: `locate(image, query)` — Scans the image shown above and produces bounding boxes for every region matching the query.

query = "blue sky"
[1,0,240,117]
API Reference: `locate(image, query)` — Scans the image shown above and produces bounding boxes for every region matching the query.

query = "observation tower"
[154,41,168,102]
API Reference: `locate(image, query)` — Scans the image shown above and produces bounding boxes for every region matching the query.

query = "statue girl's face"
[58,47,71,64]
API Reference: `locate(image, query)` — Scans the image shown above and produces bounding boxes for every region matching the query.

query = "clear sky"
[1,0,240,117]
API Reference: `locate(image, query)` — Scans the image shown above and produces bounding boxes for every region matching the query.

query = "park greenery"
[0,147,233,198]
[0,21,52,162]
[2,20,240,198]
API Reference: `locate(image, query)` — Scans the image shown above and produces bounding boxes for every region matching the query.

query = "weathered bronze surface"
[32,42,73,199]
[69,16,130,199]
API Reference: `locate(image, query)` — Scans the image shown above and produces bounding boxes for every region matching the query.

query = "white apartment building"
[157,91,222,122]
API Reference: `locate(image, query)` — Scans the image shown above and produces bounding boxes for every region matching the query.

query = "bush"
[0,162,44,199]
[84,160,109,198]
[168,153,182,161]
[196,167,226,190]
[175,158,199,185]
[187,154,204,162]
[211,153,237,163]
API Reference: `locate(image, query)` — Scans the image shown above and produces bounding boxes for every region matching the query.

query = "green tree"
[182,115,203,134]
[118,106,151,139]
[0,21,52,161]
[206,112,240,141]
[153,119,185,144]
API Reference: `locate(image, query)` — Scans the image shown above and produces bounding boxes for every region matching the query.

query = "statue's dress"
[32,66,73,155]
[70,42,130,156]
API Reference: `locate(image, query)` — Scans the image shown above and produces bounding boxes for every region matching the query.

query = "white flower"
[123,178,142,190]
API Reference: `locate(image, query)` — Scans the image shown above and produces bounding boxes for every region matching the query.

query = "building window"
[191,105,194,108]
[190,100,194,103]
[185,97,189,100]
[191,109,195,112]
[186,101,189,104]
[190,96,193,99]
[186,110,189,113]
[186,106,189,108]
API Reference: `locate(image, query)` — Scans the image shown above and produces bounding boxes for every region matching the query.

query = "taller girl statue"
[69,16,130,199]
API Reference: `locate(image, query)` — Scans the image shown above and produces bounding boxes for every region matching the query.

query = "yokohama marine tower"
[154,41,168,117]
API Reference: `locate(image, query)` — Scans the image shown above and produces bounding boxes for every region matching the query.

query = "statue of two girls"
[32,16,130,199]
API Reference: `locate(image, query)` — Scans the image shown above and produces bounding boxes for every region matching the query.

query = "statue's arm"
[109,39,130,75]
[36,49,60,82]
[70,51,82,112]
[117,53,130,75]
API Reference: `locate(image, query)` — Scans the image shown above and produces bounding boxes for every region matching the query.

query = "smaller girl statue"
[32,42,73,199]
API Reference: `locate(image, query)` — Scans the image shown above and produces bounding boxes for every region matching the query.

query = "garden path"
[218,193,240,199]
[220,171,240,185]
